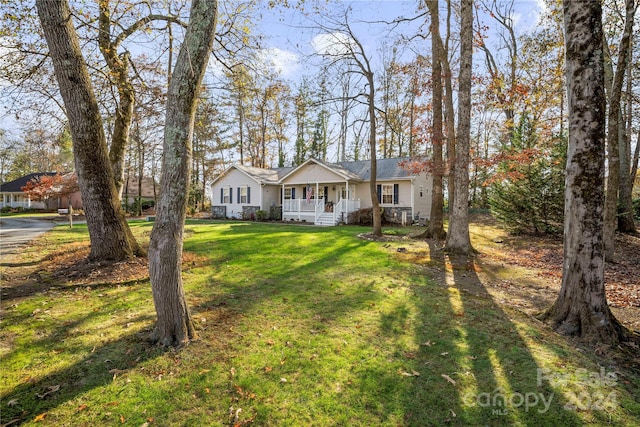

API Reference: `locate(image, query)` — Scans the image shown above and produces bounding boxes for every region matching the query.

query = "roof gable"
[0,172,59,193]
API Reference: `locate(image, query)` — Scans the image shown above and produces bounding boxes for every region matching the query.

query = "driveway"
[0,217,57,260]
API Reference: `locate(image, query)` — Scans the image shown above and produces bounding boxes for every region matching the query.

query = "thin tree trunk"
[445,0,473,254]
[36,0,141,261]
[618,38,636,232]
[603,0,636,258]
[148,0,218,347]
[425,0,445,239]
[539,0,627,344]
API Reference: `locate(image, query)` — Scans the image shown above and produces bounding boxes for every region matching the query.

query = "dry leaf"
[441,374,456,385]
[36,384,60,399]
[280,378,287,383]
[77,404,88,412]
[120,414,126,423]
[33,412,47,422]
[7,399,18,406]
[422,340,433,347]
[411,370,421,376]
[264,366,272,373]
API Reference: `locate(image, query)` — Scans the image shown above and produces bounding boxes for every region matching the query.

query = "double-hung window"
[238,186,250,204]
[222,187,231,204]
[377,183,399,205]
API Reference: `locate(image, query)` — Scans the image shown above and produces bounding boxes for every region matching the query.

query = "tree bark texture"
[603,0,636,258]
[148,0,218,347]
[36,0,141,261]
[426,0,446,240]
[539,0,627,344]
[445,0,473,254]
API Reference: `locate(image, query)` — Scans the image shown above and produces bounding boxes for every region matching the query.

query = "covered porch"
[281,182,361,225]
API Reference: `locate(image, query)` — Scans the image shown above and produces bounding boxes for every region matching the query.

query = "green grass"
[1,221,638,426]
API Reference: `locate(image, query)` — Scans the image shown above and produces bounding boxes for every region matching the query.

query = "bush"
[256,210,268,221]
[347,208,388,226]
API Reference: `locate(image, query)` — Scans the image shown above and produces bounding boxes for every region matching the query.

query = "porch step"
[315,212,338,226]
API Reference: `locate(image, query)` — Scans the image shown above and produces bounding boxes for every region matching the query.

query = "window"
[381,184,394,204]
[377,183,399,205]
[221,187,231,204]
[419,186,424,198]
[284,187,294,200]
[238,186,250,204]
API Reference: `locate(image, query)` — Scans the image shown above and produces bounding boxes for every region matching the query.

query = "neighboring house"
[210,157,432,226]
[122,177,158,207]
[0,172,82,211]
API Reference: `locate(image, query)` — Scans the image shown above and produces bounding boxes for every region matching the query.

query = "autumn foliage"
[21,173,79,203]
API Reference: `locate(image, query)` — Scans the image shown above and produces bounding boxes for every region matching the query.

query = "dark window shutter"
[230,188,233,204]
[377,184,381,203]
[237,187,241,203]
[302,186,307,199]
[247,186,251,204]
[292,188,296,199]
[393,184,399,204]
[220,188,223,203]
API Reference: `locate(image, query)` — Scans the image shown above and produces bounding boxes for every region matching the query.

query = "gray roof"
[337,157,415,180]
[231,164,295,184]
[214,157,419,186]
[0,172,58,193]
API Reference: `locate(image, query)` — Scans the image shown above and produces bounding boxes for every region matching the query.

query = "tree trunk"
[445,0,473,254]
[425,0,445,239]
[368,70,382,237]
[36,0,141,261]
[539,0,627,344]
[148,0,218,347]
[617,32,636,233]
[603,0,636,258]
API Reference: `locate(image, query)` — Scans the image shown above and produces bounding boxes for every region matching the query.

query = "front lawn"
[1,221,638,426]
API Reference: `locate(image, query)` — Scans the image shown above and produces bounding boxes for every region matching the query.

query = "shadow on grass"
[398,241,611,426]
[0,316,162,426]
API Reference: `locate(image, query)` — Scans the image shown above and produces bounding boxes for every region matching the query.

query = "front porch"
[282,198,361,225]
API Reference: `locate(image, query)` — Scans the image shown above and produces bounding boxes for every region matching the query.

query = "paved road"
[0,217,57,260]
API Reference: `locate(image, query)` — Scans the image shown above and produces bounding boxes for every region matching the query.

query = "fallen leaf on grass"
[7,399,18,406]
[36,384,60,399]
[77,404,88,412]
[399,370,420,377]
[441,374,456,385]
[33,412,47,422]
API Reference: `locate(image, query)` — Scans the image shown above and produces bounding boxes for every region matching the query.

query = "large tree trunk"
[539,0,627,344]
[423,0,445,239]
[36,0,141,261]
[148,0,218,347]
[603,0,636,258]
[445,0,473,254]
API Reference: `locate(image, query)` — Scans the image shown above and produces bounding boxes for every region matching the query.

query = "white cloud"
[311,32,355,56]
[257,47,300,78]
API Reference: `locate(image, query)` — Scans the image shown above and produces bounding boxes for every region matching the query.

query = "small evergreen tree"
[488,115,566,234]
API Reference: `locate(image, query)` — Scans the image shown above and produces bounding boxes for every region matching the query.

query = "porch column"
[281,184,285,220]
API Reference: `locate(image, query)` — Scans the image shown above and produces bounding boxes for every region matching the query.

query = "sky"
[0,0,548,138]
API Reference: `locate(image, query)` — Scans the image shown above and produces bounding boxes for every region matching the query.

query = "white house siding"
[261,184,280,210]
[282,163,346,185]
[413,173,432,220]
[211,169,261,219]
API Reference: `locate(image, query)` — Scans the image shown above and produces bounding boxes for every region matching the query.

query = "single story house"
[0,172,82,210]
[210,157,432,226]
